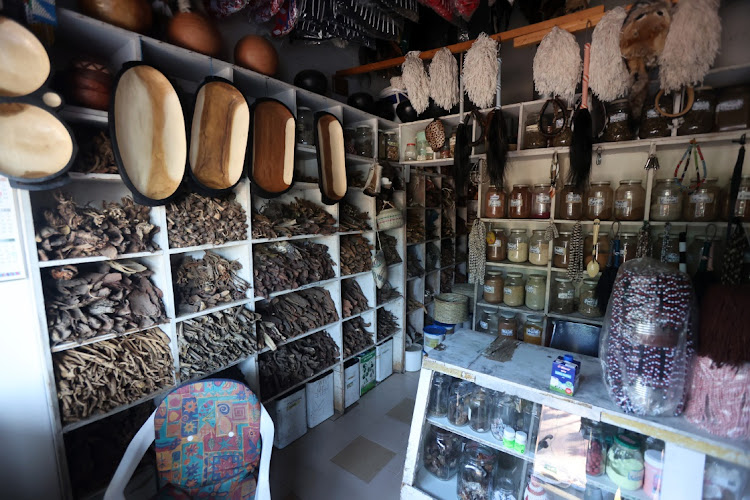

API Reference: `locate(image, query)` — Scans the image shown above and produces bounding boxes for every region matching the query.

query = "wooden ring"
[655,87,695,118]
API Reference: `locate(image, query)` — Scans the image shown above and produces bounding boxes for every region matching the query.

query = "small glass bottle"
[457,443,497,500]
[490,393,521,440]
[582,418,608,477]
[650,178,684,221]
[677,87,716,135]
[503,272,525,307]
[477,309,493,332]
[296,106,314,145]
[416,131,428,161]
[404,143,417,161]
[525,274,547,311]
[523,112,546,149]
[531,183,552,219]
[423,426,462,480]
[558,184,584,220]
[355,125,373,157]
[614,180,646,221]
[578,279,602,317]
[483,271,504,304]
[684,177,720,222]
[447,379,473,427]
[485,185,507,218]
[586,181,614,220]
[620,233,638,263]
[551,277,575,314]
[507,229,529,263]
[487,228,508,262]
[497,311,518,338]
[584,232,610,269]
[386,131,400,161]
[602,98,634,142]
[509,185,532,219]
[523,315,544,345]
[427,373,452,417]
[553,232,572,269]
[468,387,492,433]
[528,229,549,266]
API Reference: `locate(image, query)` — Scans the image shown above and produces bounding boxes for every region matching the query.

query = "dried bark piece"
[343,317,373,357]
[253,241,336,298]
[407,211,425,244]
[340,235,373,276]
[377,232,402,265]
[166,193,247,248]
[173,251,250,313]
[441,243,455,267]
[441,269,454,293]
[407,248,425,279]
[54,328,174,423]
[377,309,399,341]
[338,200,372,232]
[426,242,441,270]
[251,197,337,240]
[342,279,370,317]
[377,283,402,305]
[258,287,339,342]
[36,192,159,261]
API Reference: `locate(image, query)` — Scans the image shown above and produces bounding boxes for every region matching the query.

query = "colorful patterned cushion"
[154,380,262,499]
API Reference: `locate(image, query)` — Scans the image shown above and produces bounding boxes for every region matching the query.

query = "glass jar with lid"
[296,107,314,145]
[677,87,716,135]
[639,96,672,139]
[531,184,552,219]
[468,387,493,433]
[578,279,602,317]
[485,185,507,218]
[385,131,399,161]
[606,435,644,491]
[581,418,608,477]
[355,125,373,157]
[525,274,547,311]
[477,309,493,333]
[684,178,720,222]
[553,232,572,268]
[523,315,544,345]
[584,232,610,269]
[457,443,498,500]
[503,272,525,307]
[490,393,520,440]
[529,229,549,266]
[423,426,462,480]
[655,232,680,269]
[602,99,634,142]
[404,142,417,161]
[620,233,638,263]
[552,108,573,147]
[447,379,473,427]
[722,176,750,221]
[427,373,452,417]
[483,271,504,304]
[586,181,614,220]
[651,178,684,221]
[687,236,724,276]
[551,278,576,314]
[416,131,428,161]
[615,180,646,220]
[558,184,584,220]
[509,185,532,218]
[497,311,518,338]
[507,229,529,263]
[523,112,547,149]
[715,85,750,132]
[487,228,508,262]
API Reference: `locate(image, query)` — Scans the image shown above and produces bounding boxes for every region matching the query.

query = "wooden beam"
[513,10,606,48]
[334,5,605,78]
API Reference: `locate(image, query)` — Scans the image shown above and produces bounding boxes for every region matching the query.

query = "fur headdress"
[533,27,582,105]
[589,6,630,102]
[401,51,430,115]
[429,47,460,111]
[462,33,498,109]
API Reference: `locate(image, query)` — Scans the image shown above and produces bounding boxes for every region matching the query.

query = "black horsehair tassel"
[486,109,509,188]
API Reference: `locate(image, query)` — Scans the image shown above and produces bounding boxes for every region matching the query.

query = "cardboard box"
[269,388,306,448]
[550,354,581,396]
[359,348,376,395]
[376,339,394,382]
[344,358,360,408]
[306,371,334,428]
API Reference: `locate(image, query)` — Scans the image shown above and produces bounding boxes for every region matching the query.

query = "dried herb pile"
[342,279,370,317]
[44,261,167,346]
[377,309,399,341]
[253,241,336,297]
[441,215,455,238]
[178,307,261,380]
[259,330,340,398]
[426,178,441,207]
[441,243,454,266]
[252,198,336,239]
[73,128,117,174]
[407,297,424,313]
[340,235,373,275]
[407,211,424,244]
[54,328,174,423]
[407,249,425,278]
[441,269,454,293]
[377,233,402,265]
[167,193,247,248]
[377,283,402,305]
[173,251,250,313]
[427,242,441,270]
[339,200,372,232]
[258,287,339,341]
[36,192,158,261]
[343,317,374,357]
[426,211,440,240]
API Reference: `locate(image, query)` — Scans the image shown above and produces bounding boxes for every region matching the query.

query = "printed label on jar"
[583,297,598,307]
[500,328,514,337]
[479,321,488,330]
[615,200,631,210]
[525,124,539,132]
[737,191,750,200]
[609,112,628,123]
[556,117,565,127]
[646,108,660,119]
[659,195,680,205]
[536,194,551,204]
[628,469,645,482]
[554,246,566,256]
[665,252,679,263]
[566,193,582,203]
[525,285,535,293]
[717,99,743,112]
[488,194,502,207]
[483,285,495,293]
[588,197,605,207]
[526,327,541,337]
[558,291,575,300]
[693,100,711,111]
[503,287,513,295]
[507,242,518,250]
[690,192,714,203]
[530,245,542,254]
[510,199,522,207]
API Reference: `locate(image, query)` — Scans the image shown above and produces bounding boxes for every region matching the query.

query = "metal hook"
[596,146,602,166]
[733,133,746,146]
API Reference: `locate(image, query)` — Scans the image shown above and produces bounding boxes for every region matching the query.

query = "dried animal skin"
[377,309,399,341]
[343,317,374,357]
[342,279,370,317]
[252,197,336,239]
[167,192,247,248]
[54,328,174,423]
[253,241,336,298]
[340,235,374,276]
[36,192,159,261]
[258,287,339,341]
[44,261,167,346]
[173,251,250,313]
[178,307,261,380]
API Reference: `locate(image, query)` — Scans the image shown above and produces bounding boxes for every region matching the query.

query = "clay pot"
[167,11,221,57]
[79,0,153,32]
[234,35,278,76]
[294,70,327,95]
[67,58,112,110]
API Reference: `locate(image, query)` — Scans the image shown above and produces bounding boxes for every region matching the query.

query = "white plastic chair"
[104,386,274,500]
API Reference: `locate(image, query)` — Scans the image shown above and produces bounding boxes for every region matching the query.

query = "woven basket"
[452,283,476,310]
[434,293,469,325]
[377,202,404,231]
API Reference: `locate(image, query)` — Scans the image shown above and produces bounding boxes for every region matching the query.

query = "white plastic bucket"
[405,344,422,372]
[424,325,447,352]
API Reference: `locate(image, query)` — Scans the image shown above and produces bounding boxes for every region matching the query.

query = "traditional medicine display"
[423,426,462,480]
[528,230,549,266]
[503,273,525,307]
[614,180,646,221]
[448,379,473,426]
[457,443,497,500]
[507,229,529,263]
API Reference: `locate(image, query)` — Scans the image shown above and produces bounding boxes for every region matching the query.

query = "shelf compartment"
[486,261,549,271]
[547,312,604,327]
[51,322,171,353]
[38,250,165,268]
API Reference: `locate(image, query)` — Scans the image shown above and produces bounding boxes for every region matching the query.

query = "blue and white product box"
[550,354,581,396]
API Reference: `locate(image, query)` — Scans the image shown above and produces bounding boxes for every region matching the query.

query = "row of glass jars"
[403,129,457,162]
[651,176,750,222]
[476,308,546,345]
[486,228,549,265]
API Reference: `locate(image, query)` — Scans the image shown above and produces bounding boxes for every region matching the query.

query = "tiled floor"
[269,371,421,500]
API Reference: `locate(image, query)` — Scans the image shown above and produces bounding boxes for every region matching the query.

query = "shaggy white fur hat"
[401,51,430,115]
[463,33,498,109]
[429,47,460,111]
[589,6,630,102]
[533,27,581,104]
[659,0,721,92]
